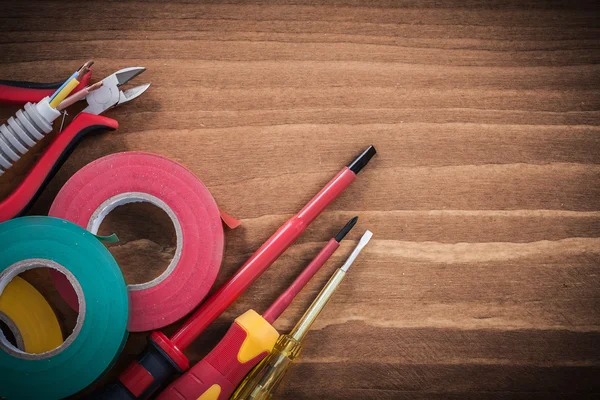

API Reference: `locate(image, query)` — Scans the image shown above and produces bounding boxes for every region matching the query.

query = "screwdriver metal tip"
[340,230,372,272]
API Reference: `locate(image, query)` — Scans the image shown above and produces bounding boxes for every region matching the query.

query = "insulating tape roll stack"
[49,151,225,332]
[0,276,63,354]
[0,216,129,400]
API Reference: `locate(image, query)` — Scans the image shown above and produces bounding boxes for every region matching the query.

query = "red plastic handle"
[157,311,278,400]
[157,357,237,400]
[0,112,118,222]
[0,72,91,105]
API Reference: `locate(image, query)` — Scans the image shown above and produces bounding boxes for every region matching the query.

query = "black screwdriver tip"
[348,145,377,174]
[335,216,359,242]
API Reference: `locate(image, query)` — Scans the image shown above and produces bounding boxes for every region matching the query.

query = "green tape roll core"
[0,216,129,400]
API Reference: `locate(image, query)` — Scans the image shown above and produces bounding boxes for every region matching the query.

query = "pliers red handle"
[0,67,150,222]
[0,113,118,222]
[0,72,92,104]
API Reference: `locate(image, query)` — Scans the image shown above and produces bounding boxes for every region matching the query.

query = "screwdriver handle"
[88,333,186,400]
[156,310,279,400]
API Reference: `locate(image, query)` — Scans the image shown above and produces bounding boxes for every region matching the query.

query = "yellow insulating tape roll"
[0,276,63,353]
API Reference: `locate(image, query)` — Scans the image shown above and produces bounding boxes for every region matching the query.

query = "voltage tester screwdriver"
[233,230,373,400]
[156,217,358,400]
[93,146,376,399]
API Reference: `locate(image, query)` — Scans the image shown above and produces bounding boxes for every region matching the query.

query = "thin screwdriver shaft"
[262,216,358,323]
[291,230,372,342]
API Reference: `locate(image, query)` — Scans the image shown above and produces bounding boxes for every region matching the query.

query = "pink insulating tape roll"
[49,152,225,332]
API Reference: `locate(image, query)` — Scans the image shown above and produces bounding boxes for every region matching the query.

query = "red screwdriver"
[156,217,358,400]
[91,146,376,400]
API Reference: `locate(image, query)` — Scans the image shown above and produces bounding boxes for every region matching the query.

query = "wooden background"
[0,0,599,398]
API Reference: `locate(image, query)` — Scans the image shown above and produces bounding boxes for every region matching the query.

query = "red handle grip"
[0,112,118,222]
[157,310,279,400]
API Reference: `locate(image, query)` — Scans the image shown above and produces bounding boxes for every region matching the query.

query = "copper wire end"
[76,60,94,80]
[87,81,103,91]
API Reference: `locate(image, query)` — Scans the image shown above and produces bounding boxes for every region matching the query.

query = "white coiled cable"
[0,98,60,176]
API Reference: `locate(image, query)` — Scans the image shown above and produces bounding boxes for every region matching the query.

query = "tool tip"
[348,145,377,174]
[115,67,147,86]
[360,230,373,245]
[122,83,151,102]
[340,230,372,272]
[334,216,358,242]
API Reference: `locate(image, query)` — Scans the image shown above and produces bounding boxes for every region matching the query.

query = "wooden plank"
[0,0,598,399]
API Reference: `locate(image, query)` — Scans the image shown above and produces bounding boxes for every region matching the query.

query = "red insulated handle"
[0,112,118,222]
[0,72,91,104]
[157,311,279,400]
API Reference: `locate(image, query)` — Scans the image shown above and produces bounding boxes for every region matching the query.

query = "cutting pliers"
[0,67,150,222]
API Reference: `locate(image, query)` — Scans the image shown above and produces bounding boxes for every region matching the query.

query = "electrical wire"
[49,77,79,108]
[76,60,94,80]
[49,71,78,102]
[57,81,103,111]
[49,60,94,109]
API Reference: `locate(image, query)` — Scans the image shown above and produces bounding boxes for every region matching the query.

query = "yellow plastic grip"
[196,384,221,400]
[0,276,63,353]
[235,310,279,364]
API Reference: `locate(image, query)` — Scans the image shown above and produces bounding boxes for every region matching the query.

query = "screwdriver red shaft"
[262,215,357,323]
[261,239,338,323]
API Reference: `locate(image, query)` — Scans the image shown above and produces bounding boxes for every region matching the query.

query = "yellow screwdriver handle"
[232,334,302,400]
[156,310,279,400]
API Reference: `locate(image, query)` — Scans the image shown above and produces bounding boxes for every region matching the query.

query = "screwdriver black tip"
[335,216,359,243]
[347,145,377,174]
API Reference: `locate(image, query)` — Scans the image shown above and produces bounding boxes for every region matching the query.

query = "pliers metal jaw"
[82,67,150,115]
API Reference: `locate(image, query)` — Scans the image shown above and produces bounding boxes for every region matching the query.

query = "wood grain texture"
[0,0,599,398]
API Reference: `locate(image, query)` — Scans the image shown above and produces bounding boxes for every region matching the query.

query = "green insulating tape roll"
[0,216,129,400]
